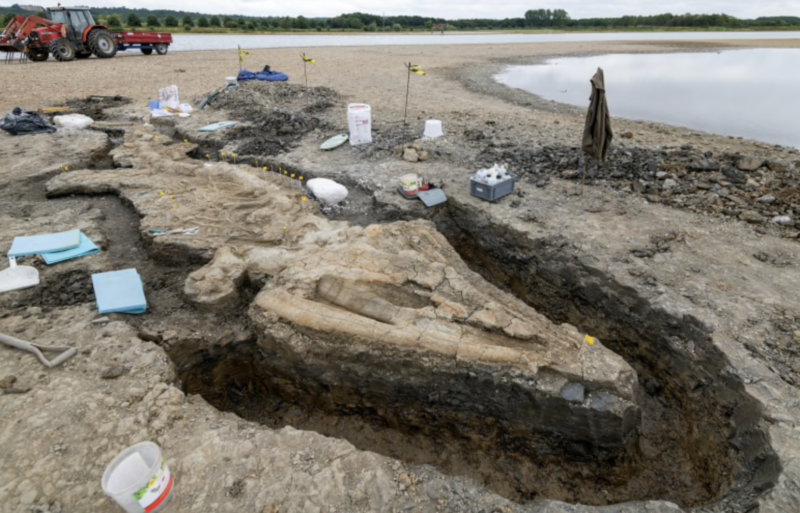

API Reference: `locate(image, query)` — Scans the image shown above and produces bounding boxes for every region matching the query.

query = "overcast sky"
[37,1,800,19]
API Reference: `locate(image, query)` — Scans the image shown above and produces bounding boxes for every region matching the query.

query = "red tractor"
[0,7,172,62]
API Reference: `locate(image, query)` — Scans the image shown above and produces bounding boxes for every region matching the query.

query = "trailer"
[0,7,172,62]
[114,31,173,55]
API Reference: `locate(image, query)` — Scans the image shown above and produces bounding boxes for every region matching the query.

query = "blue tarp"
[237,68,288,82]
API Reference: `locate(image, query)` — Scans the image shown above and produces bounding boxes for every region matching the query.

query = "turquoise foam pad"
[41,233,100,265]
[91,268,147,314]
[8,229,80,257]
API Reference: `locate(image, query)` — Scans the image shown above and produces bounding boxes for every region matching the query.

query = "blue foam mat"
[8,229,80,257]
[91,268,147,314]
[41,233,100,265]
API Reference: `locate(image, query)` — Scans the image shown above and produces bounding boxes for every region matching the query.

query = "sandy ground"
[1,38,798,143]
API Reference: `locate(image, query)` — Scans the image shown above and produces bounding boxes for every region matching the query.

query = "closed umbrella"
[581,67,613,193]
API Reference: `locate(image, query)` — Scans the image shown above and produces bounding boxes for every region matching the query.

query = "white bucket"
[423,119,443,139]
[347,103,372,145]
[101,441,174,513]
[225,76,237,85]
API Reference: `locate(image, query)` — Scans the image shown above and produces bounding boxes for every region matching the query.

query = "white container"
[225,76,237,85]
[423,119,443,139]
[400,173,420,196]
[101,441,174,513]
[347,103,372,145]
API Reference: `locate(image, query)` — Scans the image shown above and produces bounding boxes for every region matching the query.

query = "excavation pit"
[37,126,782,511]
[168,200,779,510]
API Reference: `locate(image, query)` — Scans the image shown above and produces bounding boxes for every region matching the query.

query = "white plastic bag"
[53,113,93,129]
[158,85,179,110]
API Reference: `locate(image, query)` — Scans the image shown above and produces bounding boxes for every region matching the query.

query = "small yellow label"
[583,334,596,347]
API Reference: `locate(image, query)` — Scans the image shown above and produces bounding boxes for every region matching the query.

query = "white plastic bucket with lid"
[101,441,174,513]
[347,103,372,145]
[423,119,444,139]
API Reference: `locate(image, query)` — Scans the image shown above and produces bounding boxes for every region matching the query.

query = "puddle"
[495,49,800,149]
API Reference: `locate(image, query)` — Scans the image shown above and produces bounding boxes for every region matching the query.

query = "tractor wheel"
[76,51,92,59]
[50,38,77,62]
[89,30,117,59]
[140,47,153,55]
[154,43,168,55]
[28,49,49,62]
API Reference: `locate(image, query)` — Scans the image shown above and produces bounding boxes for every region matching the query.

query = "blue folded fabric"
[8,229,81,257]
[41,233,100,265]
[91,269,147,314]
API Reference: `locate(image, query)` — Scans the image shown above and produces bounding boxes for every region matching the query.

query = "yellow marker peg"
[159,191,165,197]
[301,197,308,202]
[583,334,596,347]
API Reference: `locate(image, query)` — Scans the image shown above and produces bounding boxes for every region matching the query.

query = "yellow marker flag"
[301,53,316,64]
[409,64,425,75]
[238,48,249,65]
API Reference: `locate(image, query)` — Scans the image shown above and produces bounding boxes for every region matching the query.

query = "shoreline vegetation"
[2,6,800,35]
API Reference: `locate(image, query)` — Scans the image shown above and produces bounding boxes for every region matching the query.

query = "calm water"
[170,31,800,52]
[495,49,800,148]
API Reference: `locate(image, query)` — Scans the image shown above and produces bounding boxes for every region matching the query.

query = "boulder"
[403,147,419,162]
[737,157,764,172]
[767,160,788,173]
[740,210,766,224]
[722,166,747,184]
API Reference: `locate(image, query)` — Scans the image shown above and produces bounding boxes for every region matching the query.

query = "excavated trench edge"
[430,198,781,511]
[166,196,783,510]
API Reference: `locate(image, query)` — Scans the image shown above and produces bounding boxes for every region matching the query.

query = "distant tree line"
[2,4,799,32]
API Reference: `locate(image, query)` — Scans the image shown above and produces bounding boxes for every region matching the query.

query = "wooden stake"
[403,64,412,144]
[581,156,588,195]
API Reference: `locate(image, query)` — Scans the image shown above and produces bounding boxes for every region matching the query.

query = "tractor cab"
[46,7,95,41]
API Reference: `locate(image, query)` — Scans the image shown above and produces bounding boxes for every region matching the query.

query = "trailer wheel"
[50,38,77,62]
[155,44,168,55]
[89,30,118,59]
[141,47,153,55]
[28,49,49,62]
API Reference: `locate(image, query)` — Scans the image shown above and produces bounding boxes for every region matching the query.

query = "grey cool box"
[470,174,516,202]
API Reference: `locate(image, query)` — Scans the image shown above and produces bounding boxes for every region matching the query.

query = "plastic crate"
[469,175,516,202]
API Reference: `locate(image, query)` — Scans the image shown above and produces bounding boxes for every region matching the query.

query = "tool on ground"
[0,331,76,368]
[0,257,40,293]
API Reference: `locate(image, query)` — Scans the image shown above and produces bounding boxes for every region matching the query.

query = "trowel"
[0,257,40,294]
